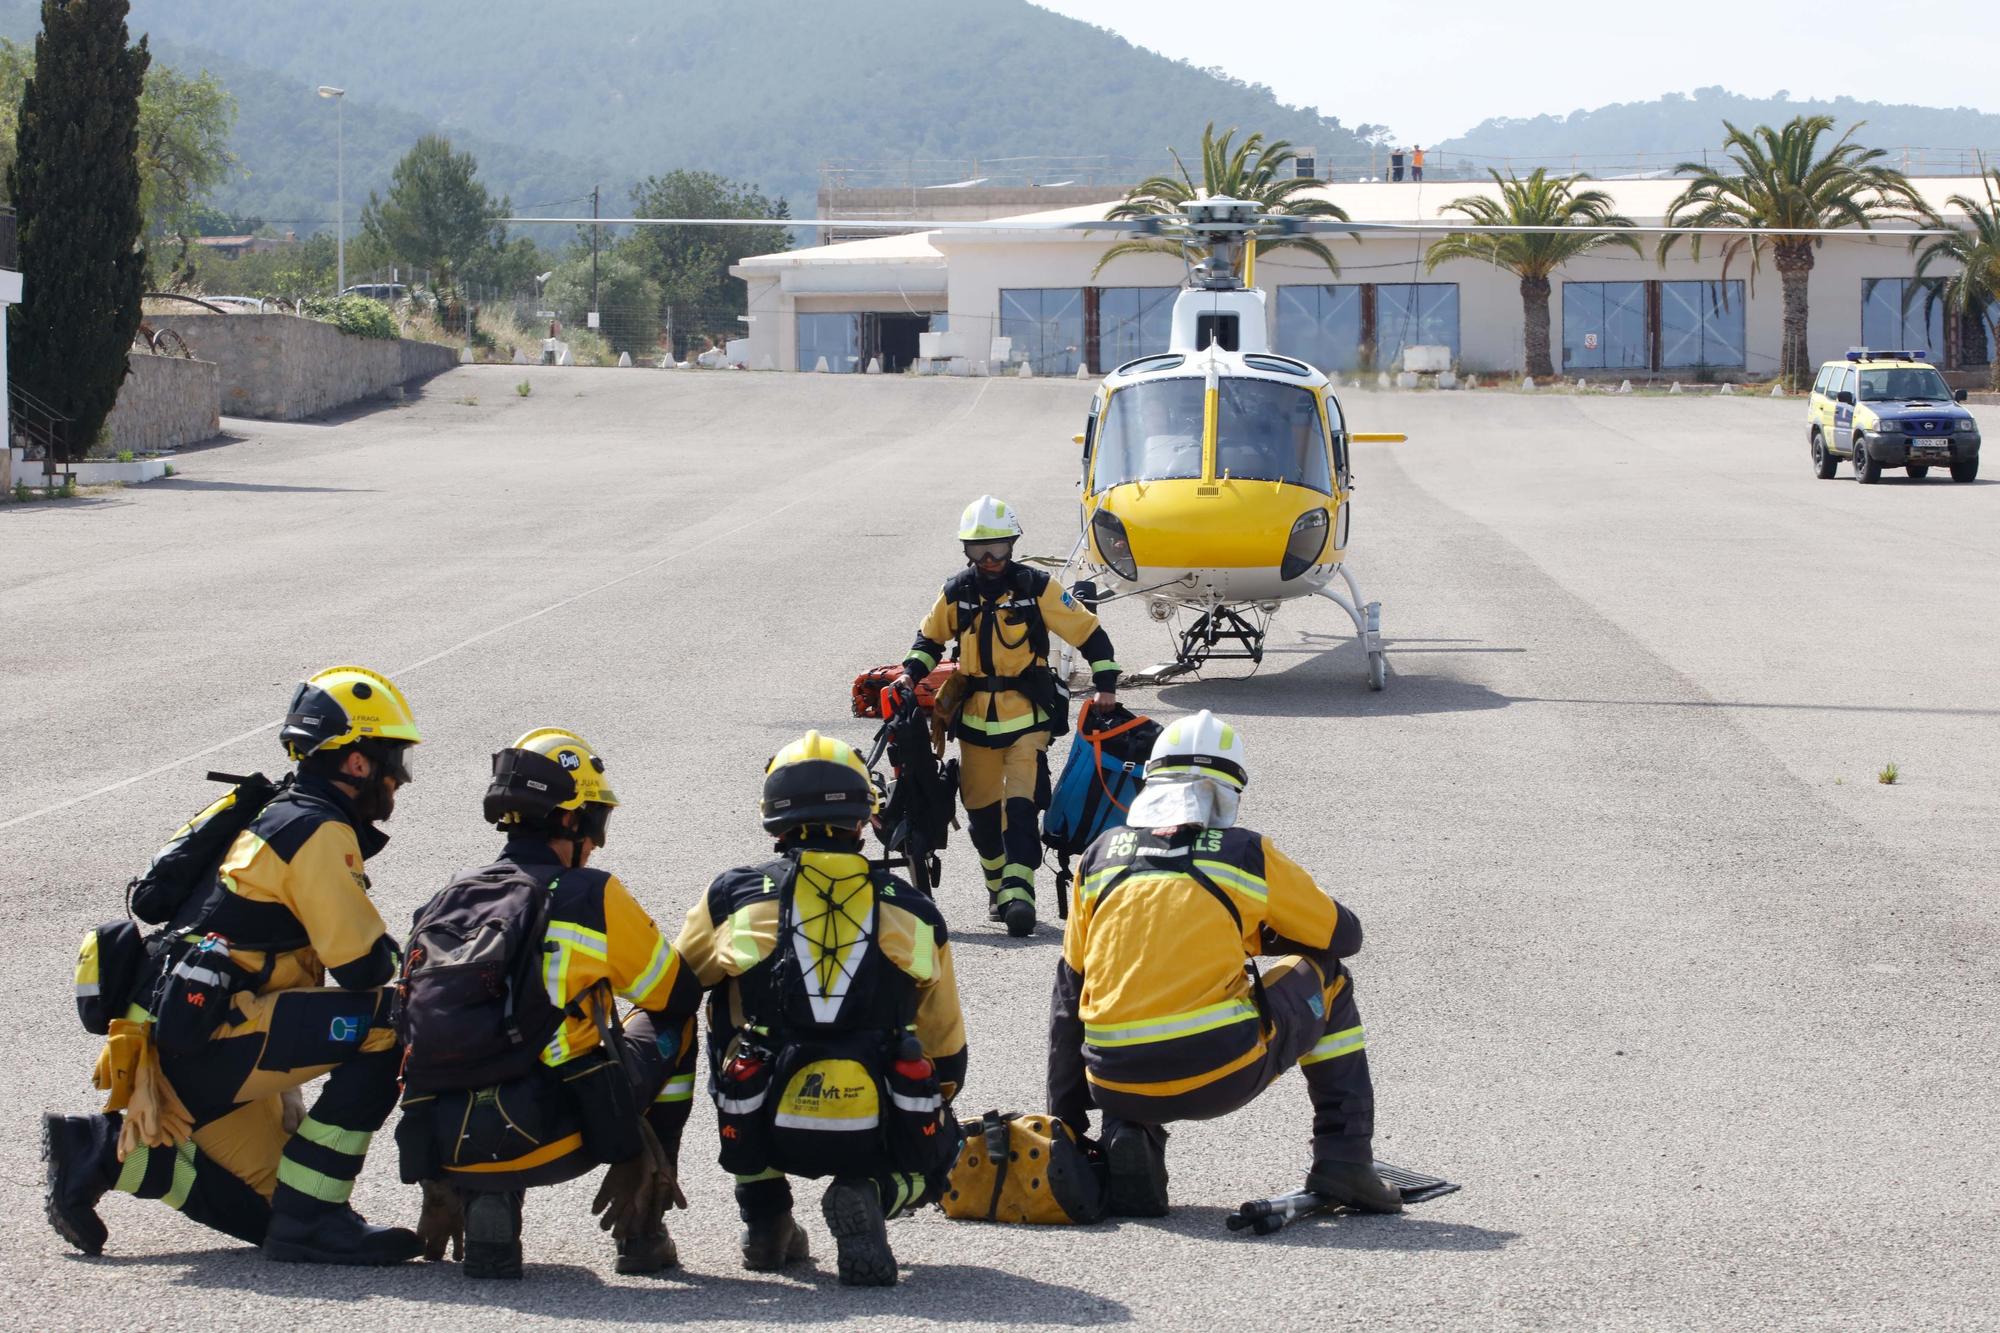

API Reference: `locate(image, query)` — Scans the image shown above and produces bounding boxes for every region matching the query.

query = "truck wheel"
[1906,465,1930,480]
[1951,455,1980,483]
[1811,430,1838,479]
[1855,439,1883,484]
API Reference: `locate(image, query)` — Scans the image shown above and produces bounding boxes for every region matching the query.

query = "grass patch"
[1878,762,1899,785]
[163,464,176,477]
[457,396,479,407]
[516,379,532,397]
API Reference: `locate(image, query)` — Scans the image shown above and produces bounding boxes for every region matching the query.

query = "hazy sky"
[1034,1,1999,144]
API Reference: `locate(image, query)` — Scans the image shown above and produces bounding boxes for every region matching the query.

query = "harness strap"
[981,1111,1013,1222]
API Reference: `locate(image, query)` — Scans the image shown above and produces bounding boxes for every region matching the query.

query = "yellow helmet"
[761,730,877,835]
[486,728,619,844]
[280,665,421,761]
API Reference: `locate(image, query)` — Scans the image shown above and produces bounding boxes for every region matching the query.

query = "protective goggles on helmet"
[963,539,1015,564]
[362,739,414,787]
[575,801,612,848]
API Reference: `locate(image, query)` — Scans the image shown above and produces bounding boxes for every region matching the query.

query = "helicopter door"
[1089,378,1207,494]
[1324,392,1349,489]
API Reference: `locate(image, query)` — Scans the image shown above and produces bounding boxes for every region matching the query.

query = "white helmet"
[1128,710,1248,829]
[957,495,1024,542]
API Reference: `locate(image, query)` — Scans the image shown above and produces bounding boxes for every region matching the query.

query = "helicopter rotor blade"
[499,216,1959,239]
[498,215,1160,233]
[1263,218,1956,238]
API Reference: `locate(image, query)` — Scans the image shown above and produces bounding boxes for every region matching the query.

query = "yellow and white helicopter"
[506,199,1952,694]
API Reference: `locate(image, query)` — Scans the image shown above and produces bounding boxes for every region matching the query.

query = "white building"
[732,177,1994,380]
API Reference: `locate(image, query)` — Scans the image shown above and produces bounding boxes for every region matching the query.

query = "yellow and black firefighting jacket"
[494,838,693,1072]
[1047,824,1362,1123]
[663,841,968,1096]
[191,774,400,996]
[906,564,1119,748]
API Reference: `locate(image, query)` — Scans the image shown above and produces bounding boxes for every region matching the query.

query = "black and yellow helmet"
[760,731,876,835]
[280,665,421,764]
[487,728,619,844]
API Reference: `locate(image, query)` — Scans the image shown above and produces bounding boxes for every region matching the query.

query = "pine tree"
[7,0,150,463]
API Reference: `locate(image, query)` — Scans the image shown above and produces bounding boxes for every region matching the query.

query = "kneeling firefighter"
[1047,711,1403,1217]
[46,666,424,1264]
[655,733,967,1286]
[395,729,696,1279]
[903,496,1120,936]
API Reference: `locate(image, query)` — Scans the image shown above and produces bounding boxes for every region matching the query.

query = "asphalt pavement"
[1,367,1994,1330]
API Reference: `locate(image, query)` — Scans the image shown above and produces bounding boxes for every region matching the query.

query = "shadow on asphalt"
[153,478,377,494]
[1144,1205,1517,1253]
[84,1246,1129,1324]
[1155,659,1511,719]
[948,929,1062,952]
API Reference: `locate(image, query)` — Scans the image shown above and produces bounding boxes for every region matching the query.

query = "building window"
[1562,281,1648,370]
[1659,280,1744,369]
[1000,288,1085,375]
[797,312,860,373]
[1276,284,1365,373]
[1096,287,1175,370]
[1861,277,1945,358]
[1375,283,1459,367]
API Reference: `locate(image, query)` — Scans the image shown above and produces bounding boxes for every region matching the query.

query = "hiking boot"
[1306,1160,1404,1215]
[615,1223,678,1276]
[1104,1122,1170,1217]
[43,1112,119,1256]
[265,1203,423,1266]
[1002,898,1036,937]
[462,1191,524,1279]
[739,1209,810,1271]
[821,1180,897,1287]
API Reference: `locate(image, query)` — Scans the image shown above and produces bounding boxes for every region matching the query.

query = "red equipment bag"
[853,661,958,718]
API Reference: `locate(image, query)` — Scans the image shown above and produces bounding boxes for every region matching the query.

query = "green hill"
[107,0,1370,218]
[1439,87,2000,176]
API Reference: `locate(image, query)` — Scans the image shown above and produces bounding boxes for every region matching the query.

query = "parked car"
[340,283,409,304]
[202,295,274,313]
[1807,349,1980,483]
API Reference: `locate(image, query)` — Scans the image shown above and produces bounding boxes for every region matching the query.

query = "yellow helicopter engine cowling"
[1086,479,1345,603]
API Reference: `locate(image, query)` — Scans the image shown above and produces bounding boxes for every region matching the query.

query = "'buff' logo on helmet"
[558,750,581,770]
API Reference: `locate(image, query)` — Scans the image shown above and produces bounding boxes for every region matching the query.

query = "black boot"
[740,1209,810,1272]
[264,1201,424,1266]
[821,1180,897,1287]
[1103,1121,1170,1217]
[1002,897,1036,937]
[462,1190,524,1279]
[42,1112,120,1256]
[1306,1160,1404,1215]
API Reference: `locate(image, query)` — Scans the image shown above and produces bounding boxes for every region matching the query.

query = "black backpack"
[128,771,287,926]
[397,862,567,1094]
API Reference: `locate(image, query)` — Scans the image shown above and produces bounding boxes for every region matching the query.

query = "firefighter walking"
[904,495,1120,935]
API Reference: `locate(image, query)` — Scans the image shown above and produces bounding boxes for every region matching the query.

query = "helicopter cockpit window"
[1091,378,1206,491]
[1215,379,1333,494]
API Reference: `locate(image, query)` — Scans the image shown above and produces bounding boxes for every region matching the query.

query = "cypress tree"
[7,0,149,463]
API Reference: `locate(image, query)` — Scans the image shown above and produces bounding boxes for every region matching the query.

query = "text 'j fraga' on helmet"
[279,665,421,760]
[957,495,1024,542]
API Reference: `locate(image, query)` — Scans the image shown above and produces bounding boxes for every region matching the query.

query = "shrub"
[299,294,397,340]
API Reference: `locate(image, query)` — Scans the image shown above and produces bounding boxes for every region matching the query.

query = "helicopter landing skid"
[1124,605,1269,687]
[1316,565,1387,691]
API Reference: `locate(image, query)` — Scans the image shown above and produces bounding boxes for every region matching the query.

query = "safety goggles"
[368,740,414,787]
[963,539,1015,564]
[577,802,612,849]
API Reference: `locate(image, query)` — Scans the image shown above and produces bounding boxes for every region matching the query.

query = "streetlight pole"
[317,86,345,294]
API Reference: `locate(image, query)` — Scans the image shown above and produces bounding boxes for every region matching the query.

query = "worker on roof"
[903,495,1121,936]
[1048,710,1403,1217]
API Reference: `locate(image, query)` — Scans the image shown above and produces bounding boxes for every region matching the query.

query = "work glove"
[416,1180,464,1262]
[590,1118,686,1244]
[279,1087,306,1136]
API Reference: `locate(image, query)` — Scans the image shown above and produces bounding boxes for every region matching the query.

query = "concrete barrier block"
[1770,382,1785,397]
[1395,371,1417,388]
[1618,379,1633,394]
[1669,382,1682,394]
[1017,361,1033,378]
[1521,376,1536,391]
[459,345,474,364]
[1076,364,1092,379]
[1718,382,1733,395]
[814,356,830,373]
[866,357,882,374]
[618,352,633,368]
[1437,371,1458,389]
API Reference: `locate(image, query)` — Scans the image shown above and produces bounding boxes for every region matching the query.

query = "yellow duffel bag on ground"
[941,1110,1105,1224]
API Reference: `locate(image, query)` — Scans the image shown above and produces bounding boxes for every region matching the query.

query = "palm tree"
[1424,169,1640,379]
[1913,166,2000,391]
[1661,116,1921,390]
[1094,123,1349,279]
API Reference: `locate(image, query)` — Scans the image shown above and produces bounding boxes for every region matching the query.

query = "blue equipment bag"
[1043,703,1160,917]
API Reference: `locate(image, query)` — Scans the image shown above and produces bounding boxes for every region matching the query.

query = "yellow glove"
[117,1035,193,1159]
[92,1019,148,1113]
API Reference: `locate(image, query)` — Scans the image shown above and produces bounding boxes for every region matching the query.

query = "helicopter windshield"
[1214,379,1332,493]
[1092,378,1206,489]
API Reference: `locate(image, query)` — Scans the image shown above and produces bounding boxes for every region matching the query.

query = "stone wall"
[146,312,459,421]
[104,353,221,453]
